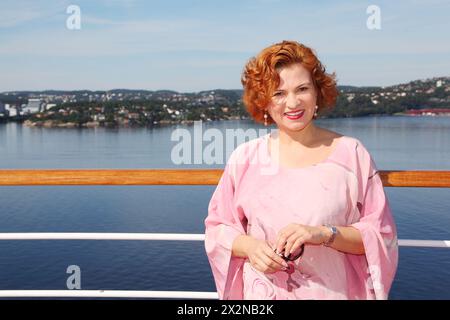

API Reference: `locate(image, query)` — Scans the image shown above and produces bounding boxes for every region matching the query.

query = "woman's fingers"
[276,227,296,254]
[284,233,303,257]
[265,246,289,268]
[253,257,278,273]
[288,237,305,256]
[277,224,313,257]
[251,243,288,273]
[260,247,287,270]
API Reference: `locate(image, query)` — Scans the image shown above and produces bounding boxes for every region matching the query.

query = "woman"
[204,40,398,300]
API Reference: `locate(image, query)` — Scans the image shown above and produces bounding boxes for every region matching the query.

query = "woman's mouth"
[284,109,305,120]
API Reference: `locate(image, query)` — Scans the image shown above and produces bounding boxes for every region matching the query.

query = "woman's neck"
[276,122,320,148]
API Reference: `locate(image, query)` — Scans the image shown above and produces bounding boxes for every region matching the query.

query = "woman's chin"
[281,121,309,132]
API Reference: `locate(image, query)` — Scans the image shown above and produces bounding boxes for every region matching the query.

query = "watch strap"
[323,224,337,247]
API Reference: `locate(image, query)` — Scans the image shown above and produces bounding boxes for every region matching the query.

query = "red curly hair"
[241,40,338,125]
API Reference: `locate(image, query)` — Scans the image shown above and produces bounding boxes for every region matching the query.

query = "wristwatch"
[323,224,337,247]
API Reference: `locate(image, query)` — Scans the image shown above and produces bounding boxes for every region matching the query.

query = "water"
[0,116,450,299]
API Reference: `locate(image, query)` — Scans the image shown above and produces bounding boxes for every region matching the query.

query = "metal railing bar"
[0,290,219,299]
[0,233,205,241]
[397,239,450,248]
[0,233,449,248]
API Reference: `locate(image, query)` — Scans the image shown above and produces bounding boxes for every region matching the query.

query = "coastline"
[20,113,450,129]
[22,119,199,128]
[14,115,450,129]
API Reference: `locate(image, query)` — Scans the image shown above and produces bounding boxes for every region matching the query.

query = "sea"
[0,115,449,300]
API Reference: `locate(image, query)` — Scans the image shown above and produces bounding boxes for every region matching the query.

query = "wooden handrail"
[378,170,450,188]
[0,169,449,187]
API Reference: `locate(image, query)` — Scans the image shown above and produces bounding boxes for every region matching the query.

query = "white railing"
[0,233,205,241]
[0,290,219,299]
[0,232,449,299]
[398,239,450,248]
[1,233,449,248]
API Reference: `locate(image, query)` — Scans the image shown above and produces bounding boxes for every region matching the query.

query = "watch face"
[324,225,337,246]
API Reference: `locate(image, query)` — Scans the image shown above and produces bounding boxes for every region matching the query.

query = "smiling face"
[267,63,318,133]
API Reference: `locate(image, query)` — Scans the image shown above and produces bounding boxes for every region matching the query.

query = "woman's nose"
[285,92,300,109]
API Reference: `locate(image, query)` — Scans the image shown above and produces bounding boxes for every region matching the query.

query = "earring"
[314,105,318,118]
[264,111,268,126]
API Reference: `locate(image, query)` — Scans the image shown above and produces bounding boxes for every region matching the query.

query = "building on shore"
[22,98,43,115]
[0,101,7,119]
[405,108,450,116]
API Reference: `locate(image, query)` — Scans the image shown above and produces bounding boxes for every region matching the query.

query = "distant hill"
[1,76,449,119]
[3,76,448,98]
[4,75,448,128]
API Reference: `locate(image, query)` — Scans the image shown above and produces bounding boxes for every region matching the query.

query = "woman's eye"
[273,92,283,97]
[298,87,308,92]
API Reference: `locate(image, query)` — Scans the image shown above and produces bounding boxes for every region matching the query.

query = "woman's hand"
[276,224,329,258]
[245,237,289,274]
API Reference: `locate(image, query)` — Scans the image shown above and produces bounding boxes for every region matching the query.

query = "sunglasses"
[275,243,305,262]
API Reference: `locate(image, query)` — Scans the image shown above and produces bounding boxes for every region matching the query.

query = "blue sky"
[1,0,449,92]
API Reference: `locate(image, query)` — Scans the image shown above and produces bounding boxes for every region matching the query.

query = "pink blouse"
[204,132,398,300]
